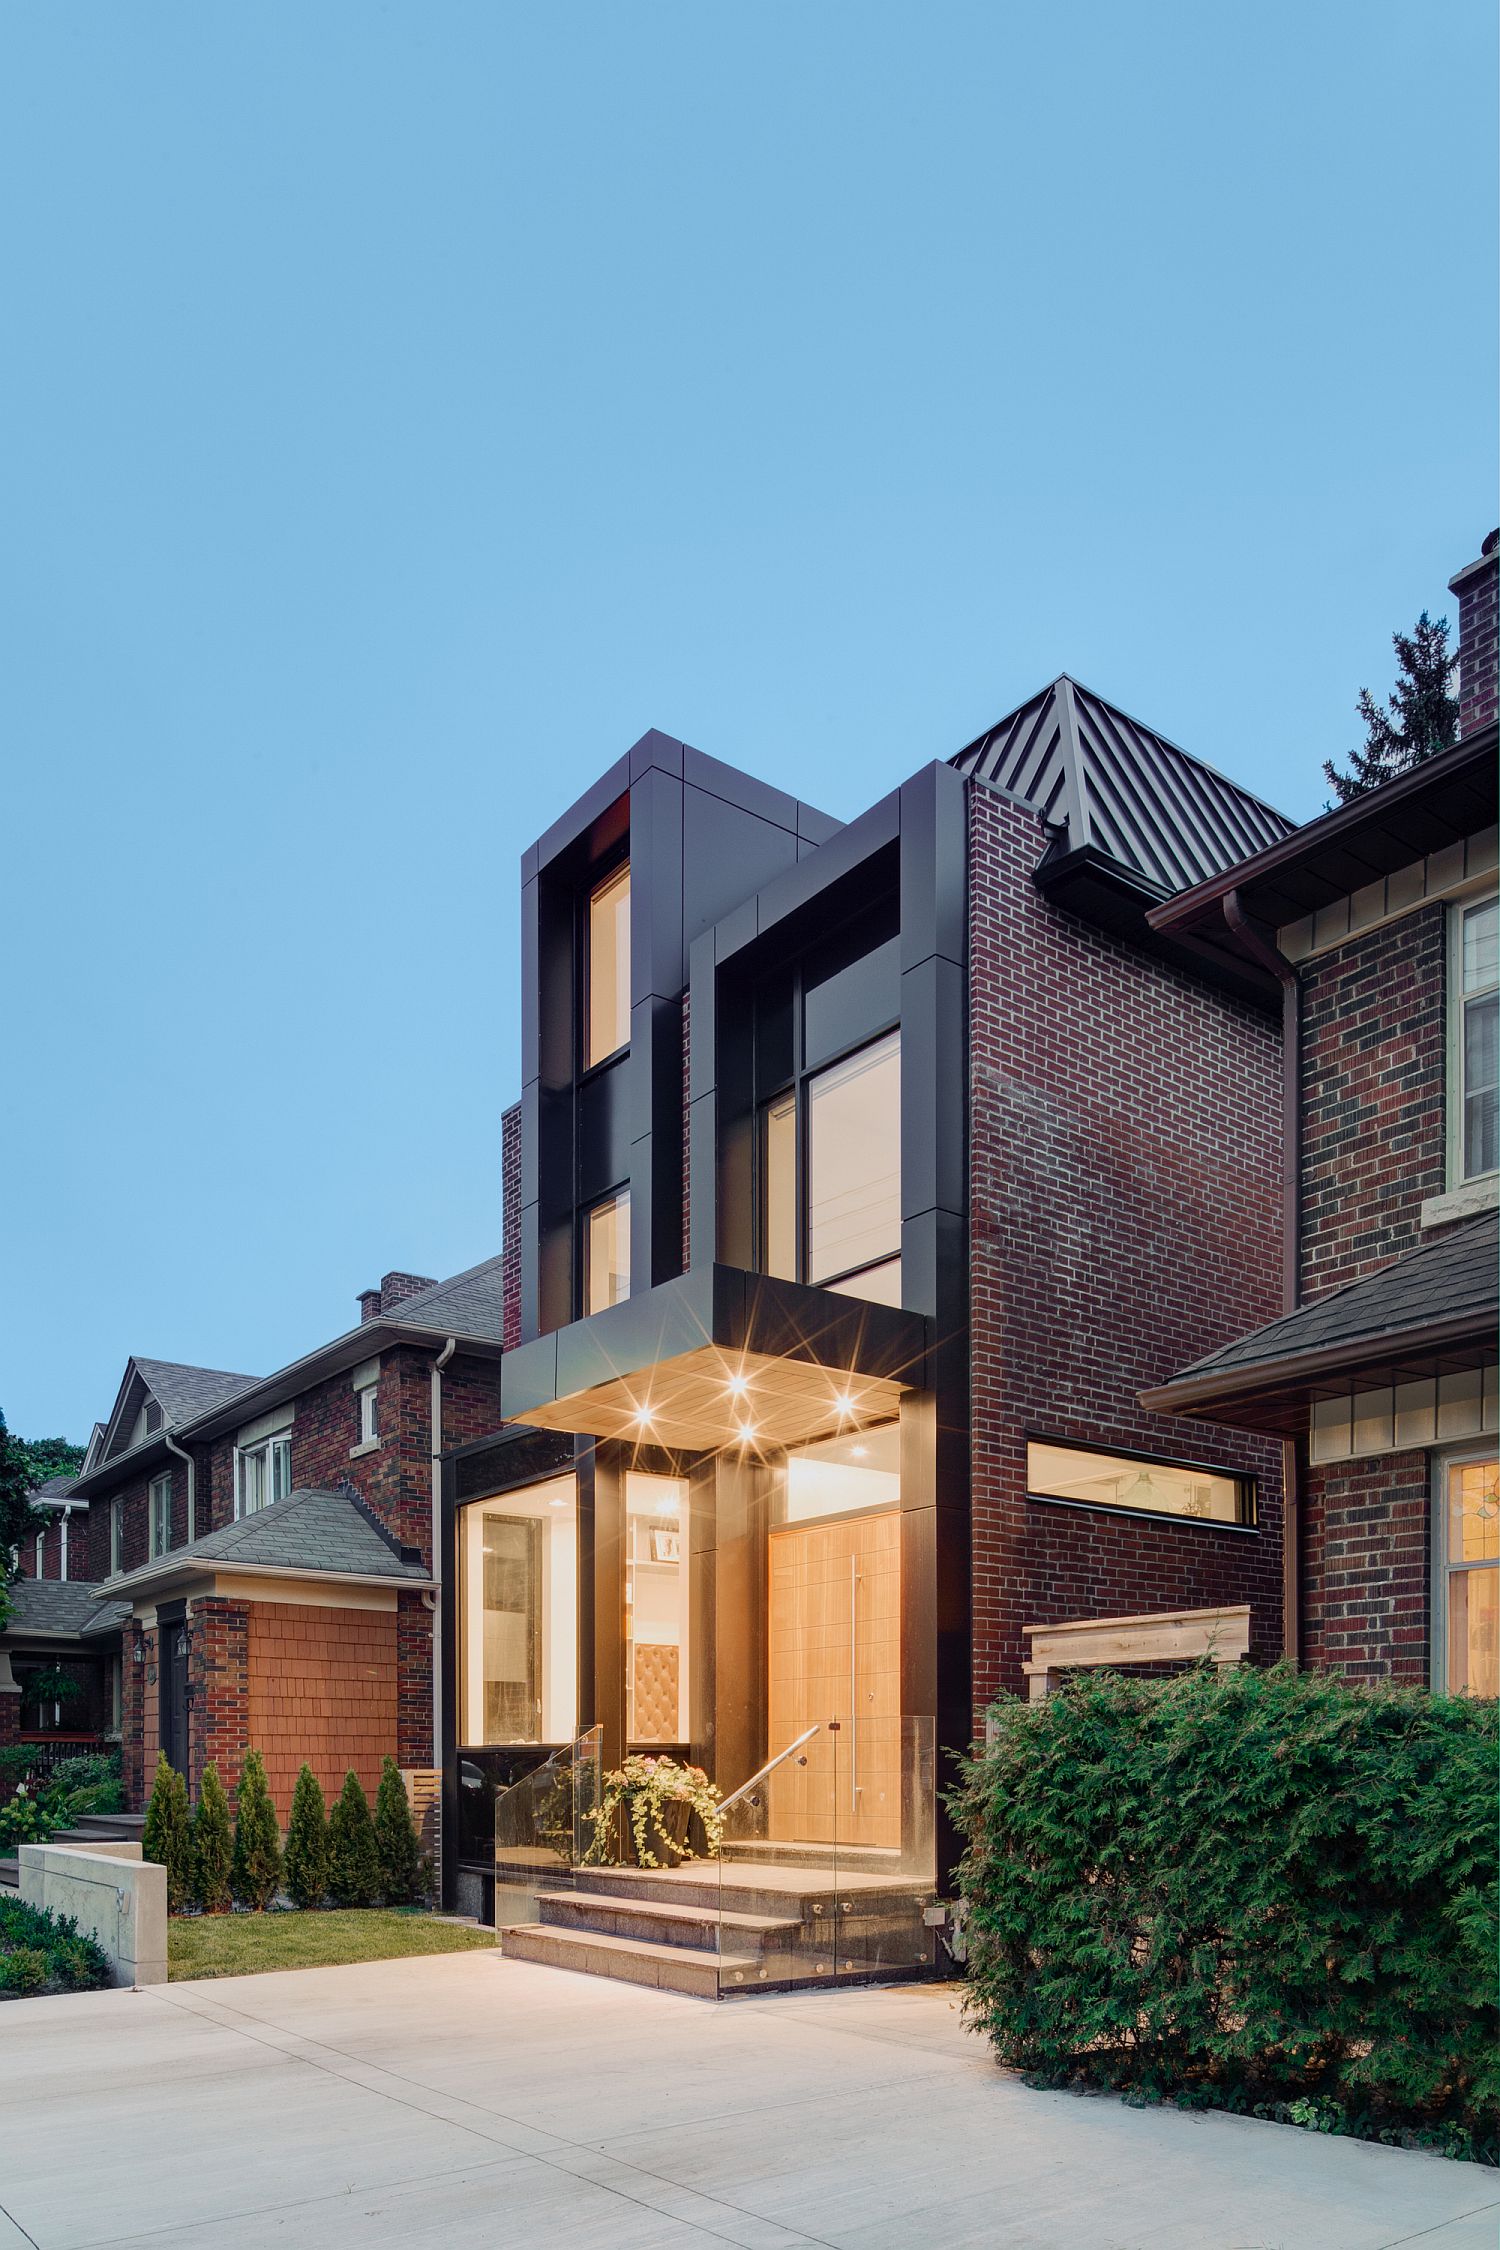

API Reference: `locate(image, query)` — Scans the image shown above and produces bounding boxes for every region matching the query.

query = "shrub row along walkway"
[0,1954,1492,2249]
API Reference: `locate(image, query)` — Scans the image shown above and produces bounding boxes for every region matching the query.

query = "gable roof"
[130,1360,262,1427]
[952,676,1294,898]
[28,1475,79,1506]
[1141,1212,1498,1430]
[94,1486,432,1604]
[4,1579,129,1642]
[372,1254,506,1340]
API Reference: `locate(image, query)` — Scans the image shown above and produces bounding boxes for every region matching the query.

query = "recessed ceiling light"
[851,1444,870,1460]
[833,1390,857,1416]
[631,1405,655,1432]
[735,1424,758,1445]
[725,1372,751,1397]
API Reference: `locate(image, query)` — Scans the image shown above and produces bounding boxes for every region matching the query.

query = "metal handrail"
[716,1724,821,1818]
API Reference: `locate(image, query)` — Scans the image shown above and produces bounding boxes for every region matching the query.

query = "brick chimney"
[358,1288,382,1323]
[379,1270,438,1315]
[1449,528,1499,738]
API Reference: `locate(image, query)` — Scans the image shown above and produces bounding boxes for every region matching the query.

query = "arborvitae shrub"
[142,1753,193,1913]
[952,1662,1499,2151]
[191,1763,233,1913]
[230,1750,283,1911]
[373,1757,423,1906]
[326,1770,380,1907]
[283,1764,329,1910]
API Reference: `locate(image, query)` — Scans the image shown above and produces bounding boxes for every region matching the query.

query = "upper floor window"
[237,1433,291,1517]
[34,1531,45,1578]
[357,1380,378,1445]
[586,863,631,1068]
[109,1498,122,1576]
[1453,895,1498,1184]
[130,1399,162,1449]
[148,1473,173,1557]
[584,1190,631,1315]
[761,1030,902,1307]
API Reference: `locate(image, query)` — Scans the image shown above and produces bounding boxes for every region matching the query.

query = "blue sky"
[3,3,1495,1441]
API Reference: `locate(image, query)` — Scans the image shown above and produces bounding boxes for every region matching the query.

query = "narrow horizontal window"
[1027,1439,1251,1526]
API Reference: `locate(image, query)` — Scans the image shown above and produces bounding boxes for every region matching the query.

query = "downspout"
[1223,888,1302,1664]
[430,1339,457,1775]
[163,1430,195,1541]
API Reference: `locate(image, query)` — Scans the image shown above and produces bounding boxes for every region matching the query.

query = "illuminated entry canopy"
[500,1266,929,1454]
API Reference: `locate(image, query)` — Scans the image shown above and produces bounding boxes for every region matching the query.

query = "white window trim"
[234,1432,293,1519]
[352,1378,380,1455]
[1430,1441,1500,1694]
[1447,885,1499,1193]
[34,1531,44,1578]
[109,1497,122,1576]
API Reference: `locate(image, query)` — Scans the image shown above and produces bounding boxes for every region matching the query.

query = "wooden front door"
[767,1509,900,1849]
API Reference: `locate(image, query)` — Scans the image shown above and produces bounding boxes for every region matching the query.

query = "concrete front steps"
[498,1857,938,1999]
[0,1811,145,1890]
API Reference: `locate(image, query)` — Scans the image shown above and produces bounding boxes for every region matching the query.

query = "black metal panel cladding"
[517,729,842,1342]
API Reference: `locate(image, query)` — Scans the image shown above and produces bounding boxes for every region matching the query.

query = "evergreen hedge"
[141,1754,193,1913]
[191,1764,234,1913]
[374,1757,423,1905]
[283,1764,329,1910]
[230,1751,283,1911]
[953,1663,1498,2161]
[327,1771,380,1908]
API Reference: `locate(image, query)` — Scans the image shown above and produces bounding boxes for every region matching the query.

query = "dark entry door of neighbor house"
[158,1607,189,1771]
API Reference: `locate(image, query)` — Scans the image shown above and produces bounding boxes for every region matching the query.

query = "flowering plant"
[582,1754,724,1869]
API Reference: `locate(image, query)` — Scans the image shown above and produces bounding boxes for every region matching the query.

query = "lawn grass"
[168,1908,497,1981]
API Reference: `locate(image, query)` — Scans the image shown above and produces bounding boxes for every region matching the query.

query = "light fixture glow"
[735,1423,759,1445]
[851,1444,870,1460]
[833,1390,857,1416]
[725,1372,751,1398]
[631,1405,655,1432]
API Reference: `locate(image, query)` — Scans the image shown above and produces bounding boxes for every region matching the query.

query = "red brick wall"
[1454,544,1498,740]
[16,1511,92,1581]
[968,784,1286,1716]
[502,1101,522,1350]
[1301,1451,1431,1683]
[246,1601,398,1819]
[1298,904,1447,1301]
[123,1625,159,1810]
[188,1596,250,1801]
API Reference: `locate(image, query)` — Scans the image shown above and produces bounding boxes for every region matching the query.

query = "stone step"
[500,1921,761,1999]
[564,1863,926,1920]
[72,1812,144,1835]
[533,1887,797,1955]
[0,1857,17,1890]
[722,1838,905,1875]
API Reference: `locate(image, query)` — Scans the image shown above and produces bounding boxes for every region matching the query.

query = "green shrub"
[283,1764,329,1910]
[1,1947,48,1995]
[230,1750,283,1911]
[326,1770,380,1908]
[0,1744,40,1792]
[192,1764,234,1913]
[374,1758,423,1905]
[48,1751,123,1804]
[142,1754,193,1913]
[953,1663,1499,2154]
[0,1788,51,1849]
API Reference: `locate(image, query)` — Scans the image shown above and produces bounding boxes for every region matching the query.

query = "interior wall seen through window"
[587,863,631,1068]
[461,1475,578,1746]
[1443,1452,1499,1697]
[1026,1440,1247,1525]
[625,1472,689,1743]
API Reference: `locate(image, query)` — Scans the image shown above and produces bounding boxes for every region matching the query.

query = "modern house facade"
[1144,531,1500,1699]
[442,689,1296,1968]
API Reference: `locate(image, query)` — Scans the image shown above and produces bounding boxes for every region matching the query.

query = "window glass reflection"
[807,1031,900,1289]
[587,863,631,1066]
[460,1476,578,1744]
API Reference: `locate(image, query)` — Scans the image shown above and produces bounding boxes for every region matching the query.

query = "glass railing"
[492,1725,603,1929]
[712,1713,939,1995]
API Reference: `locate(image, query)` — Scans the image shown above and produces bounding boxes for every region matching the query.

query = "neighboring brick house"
[445,681,1294,1962]
[70,1260,504,1816]
[1144,530,1499,1696]
[0,1464,128,1761]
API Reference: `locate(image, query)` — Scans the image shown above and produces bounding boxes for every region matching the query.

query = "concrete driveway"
[0,1954,1492,2250]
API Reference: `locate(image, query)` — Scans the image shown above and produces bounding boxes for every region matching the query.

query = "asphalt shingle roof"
[133,1360,262,1425]
[5,1580,129,1639]
[98,1487,429,1597]
[384,1254,505,1341]
[1167,1211,1497,1383]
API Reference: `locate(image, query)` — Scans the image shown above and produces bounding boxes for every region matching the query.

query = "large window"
[460,1475,578,1745]
[774,1419,901,1525]
[1453,895,1498,1184]
[1437,1451,1498,1697]
[761,1030,902,1307]
[586,862,631,1068]
[1026,1439,1251,1526]
[584,1190,630,1314]
[148,1472,174,1557]
[236,1433,292,1517]
[625,1473,689,1744]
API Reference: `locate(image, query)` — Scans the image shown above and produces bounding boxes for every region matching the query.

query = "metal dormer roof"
[952,675,1295,899]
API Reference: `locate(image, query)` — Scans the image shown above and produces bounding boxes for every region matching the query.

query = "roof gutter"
[163,1430,196,1541]
[1140,1308,1497,1419]
[429,1338,457,1779]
